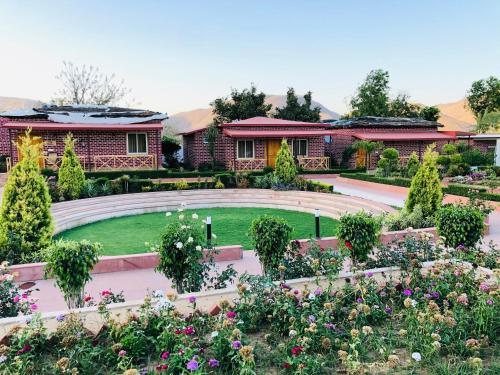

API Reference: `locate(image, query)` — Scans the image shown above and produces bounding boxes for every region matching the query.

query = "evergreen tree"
[0,130,53,263]
[406,145,442,218]
[405,151,420,178]
[58,133,85,200]
[274,88,321,122]
[274,139,297,184]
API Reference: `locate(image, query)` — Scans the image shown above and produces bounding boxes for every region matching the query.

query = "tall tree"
[58,133,86,200]
[274,139,297,184]
[274,88,321,122]
[419,106,440,121]
[0,130,53,263]
[205,123,219,168]
[389,93,421,117]
[349,69,391,117]
[211,84,272,125]
[54,61,130,105]
[466,76,500,119]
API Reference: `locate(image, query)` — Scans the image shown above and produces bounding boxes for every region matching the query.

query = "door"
[355,148,366,168]
[17,134,45,168]
[266,139,281,167]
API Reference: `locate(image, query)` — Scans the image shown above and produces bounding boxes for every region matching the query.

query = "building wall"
[0,120,9,156]
[6,128,162,170]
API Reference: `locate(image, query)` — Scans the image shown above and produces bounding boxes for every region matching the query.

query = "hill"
[0,96,42,111]
[436,98,475,131]
[165,94,340,135]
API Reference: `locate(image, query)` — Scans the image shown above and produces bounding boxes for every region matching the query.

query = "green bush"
[442,144,457,155]
[44,239,100,308]
[406,145,442,218]
[58,133,85,200]
[461,149,493,166]
[385,205,435,231]
[337,211,381,263]
[436,204,484,248]
[248,215,292,275]
[0,131,53,263]
[174,179,189,190]
[405,152,420,178]
[274,139,297,184]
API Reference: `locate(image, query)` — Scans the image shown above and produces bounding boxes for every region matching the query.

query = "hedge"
[340,173,500,202]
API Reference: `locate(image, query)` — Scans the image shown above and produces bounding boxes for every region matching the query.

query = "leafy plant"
[352,140,382,169]
[174,179,189,190]
[58,133,85,200]
[248,215,292,275]
[274,139,297,184]
[406,144,442,218]
[44,239,100,308]
[0,130,53,263]
[377,147,399,177]
[436,204,485,248]
[385,205,435,231]
[337,211,381,263]
[0,261,37,318]
[405,151,420,178]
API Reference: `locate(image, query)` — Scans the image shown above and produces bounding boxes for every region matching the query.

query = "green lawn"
[55,207,340,255]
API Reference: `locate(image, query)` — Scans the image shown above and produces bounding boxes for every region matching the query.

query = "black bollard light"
[206,216,212,247]
[315,209,320,239]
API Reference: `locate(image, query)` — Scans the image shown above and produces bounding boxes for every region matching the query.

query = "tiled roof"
[223,129,334,138]
[352,131,455,141]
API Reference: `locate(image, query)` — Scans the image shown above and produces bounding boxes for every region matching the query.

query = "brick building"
[0,105,166,171]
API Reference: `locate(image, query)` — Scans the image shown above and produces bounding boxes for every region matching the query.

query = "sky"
[0,0,499,115]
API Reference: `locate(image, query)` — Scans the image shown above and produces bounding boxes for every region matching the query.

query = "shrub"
[174,179,189,190]
[44,239,101,308]
[262,166,274,174]
[248,215,292,275]
[405,152,420,178]
[436,204,485,248]
[214,178,225,189]
[274,139,296,184]
[1,261,37,318]
[385,205,435,231]
[461,149,493,166]
[58,133,85,200]
[442,144,457,155]
[0,130,53,263]
[377,147,399,177]
[406,144,442,218]
[337,211,381,263]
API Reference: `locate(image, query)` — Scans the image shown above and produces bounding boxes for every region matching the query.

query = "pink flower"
[479,283,489,292]
[226,311,237,319]
[84,295,92,302]
[457,293,468,306]
[188,296,196,304]
[118,350,126,357]
[161,351,170,360]
[183,326,195,335]
[21,293,28,300]
[30,303,38,311]
[101,290,111,297]
[13,295,20,303]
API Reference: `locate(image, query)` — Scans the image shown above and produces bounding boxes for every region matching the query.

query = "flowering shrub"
[0,261,37,318]
[155,207,236,294]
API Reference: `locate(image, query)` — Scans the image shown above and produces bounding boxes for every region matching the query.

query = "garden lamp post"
[206,216,212,247]
[315,209,320,239]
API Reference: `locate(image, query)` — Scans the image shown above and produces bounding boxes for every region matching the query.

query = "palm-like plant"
[352,140,383,169]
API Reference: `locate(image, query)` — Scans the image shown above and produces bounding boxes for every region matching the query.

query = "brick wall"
[0,119,9,156]
[6,128,162,170]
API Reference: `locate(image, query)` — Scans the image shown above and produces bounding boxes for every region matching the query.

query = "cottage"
[180,117,334,171]
[0,105,167,171]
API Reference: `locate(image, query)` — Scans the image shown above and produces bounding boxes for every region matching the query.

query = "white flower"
[411,299,417,307]
[212,233,217,239]
[192,213,198,220]
[187,237,194,243]
[154,298,174,312]
[289,330,297,337]
[152,289,164,298]
[211,331,219,338]
[308,293,316,300]
[411,352,422,362]
[0,355,7,364]
[5,274,13,281]
[181,225,187,230]
[202,219,206,224]
[236,320,244,325]
[195,245,202,251]
[179,214,185,221]
[176,242,183,249]
[165,212,172,217]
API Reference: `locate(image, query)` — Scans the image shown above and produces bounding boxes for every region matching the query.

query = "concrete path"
[13,177,500,313]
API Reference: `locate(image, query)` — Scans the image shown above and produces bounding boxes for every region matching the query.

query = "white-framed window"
[127,133,148,154]
[237,140,255,159]
[292,139,308,157]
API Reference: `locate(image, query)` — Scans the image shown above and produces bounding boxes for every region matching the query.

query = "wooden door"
[266,139,281,167]
[17,134,45,168]
[355,148,366,168]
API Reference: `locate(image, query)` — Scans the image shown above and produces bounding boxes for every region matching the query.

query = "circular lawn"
[55,207,340,255]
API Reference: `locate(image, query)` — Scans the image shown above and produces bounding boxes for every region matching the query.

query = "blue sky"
[0,0,499,115]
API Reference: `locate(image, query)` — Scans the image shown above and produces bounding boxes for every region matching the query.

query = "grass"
[55,207,340,255]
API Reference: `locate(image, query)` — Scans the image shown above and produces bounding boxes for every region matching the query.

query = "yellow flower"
[56,357,70,372]
[431,333,441,342]
[432,341,441,351]
[338,350,348,361]
[123,370,140,375]
[324,302,333,310]
[387,354,399,368]
[468,357,483,368]
[350,329,360,338]
[362,326,373,335]
[239,346,254,362]
[398,329,407,337]
[321,337,331,350]
[165,291,177,301]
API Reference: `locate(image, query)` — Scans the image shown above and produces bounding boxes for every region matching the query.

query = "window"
[237,140,254,159]
[324,135,332,144]
[127,133,147,154]
[292,139,308,157]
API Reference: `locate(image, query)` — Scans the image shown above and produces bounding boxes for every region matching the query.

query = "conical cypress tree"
[274,139,297,184]
[405,144,442,218]
[58,133,85,200]
[0,130,53,263]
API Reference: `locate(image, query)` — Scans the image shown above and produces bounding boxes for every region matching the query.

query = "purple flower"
[431,291,440,299]
[365,271,374,278]
[356,297,363,303]
[314,288,323,296]
[380,291,387,298]
[56,314,65,322]
[308,315,316,323]
[188,296,196,304]
[424,293,432,299]
[324,323,335,330]
[384,306,392,314]
[186,359,199,371]
[208,358,220,367]
[232,340,242,349]
[486,299,493,305]
[403,289,412,296]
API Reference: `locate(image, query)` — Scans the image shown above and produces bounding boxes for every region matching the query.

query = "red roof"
[1,121,163,131]
[352,131,455,141]
[222,116,326,127]
[223,129,334,138]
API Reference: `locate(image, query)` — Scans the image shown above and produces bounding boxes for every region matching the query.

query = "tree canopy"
[211,84,272,125]
[274,88,321,122]
[347,69,440,121]
[466,76,500,118]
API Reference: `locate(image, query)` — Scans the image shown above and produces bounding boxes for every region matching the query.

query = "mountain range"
[0,95,475,133]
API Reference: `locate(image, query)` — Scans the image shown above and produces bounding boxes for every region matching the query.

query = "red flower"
[16,344,32,355]
[345,241,353,250]
[101,290,111,297]
[84,295,92,302]
[282,362,292,369]
[183,326,195,335]
[175,328,183,335]
[291,345,304,357]
[226,311,237,319]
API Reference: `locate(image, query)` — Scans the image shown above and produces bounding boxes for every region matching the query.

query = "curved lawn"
[55,207,340,255]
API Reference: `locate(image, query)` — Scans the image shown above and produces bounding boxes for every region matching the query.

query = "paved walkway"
[14,176,500,313]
